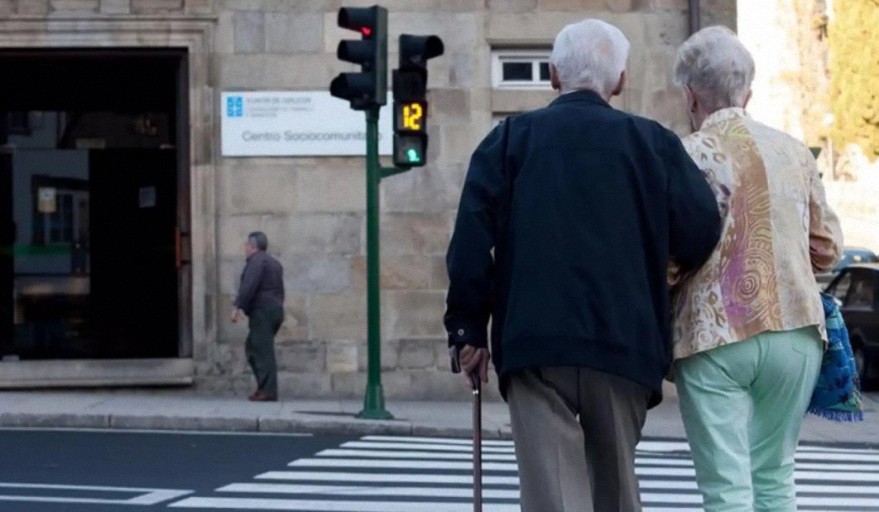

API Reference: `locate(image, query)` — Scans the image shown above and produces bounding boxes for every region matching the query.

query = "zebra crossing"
[168,435,879,511]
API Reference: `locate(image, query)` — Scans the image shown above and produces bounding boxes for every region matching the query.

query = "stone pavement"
[1,386,878,445]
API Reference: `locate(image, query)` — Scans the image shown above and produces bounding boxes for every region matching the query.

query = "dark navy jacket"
[444,90,721,406]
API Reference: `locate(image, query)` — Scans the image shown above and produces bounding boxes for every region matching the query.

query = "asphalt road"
[0,429,352,512]
[3,429,879,511]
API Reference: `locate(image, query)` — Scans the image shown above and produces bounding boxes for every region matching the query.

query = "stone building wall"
[0,0,737,399]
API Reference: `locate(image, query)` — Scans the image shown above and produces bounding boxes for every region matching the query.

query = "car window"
[844,272,875,310]
[829,272,852,303]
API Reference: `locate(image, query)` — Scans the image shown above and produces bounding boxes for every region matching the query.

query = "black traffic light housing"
[330,6,388,110]
[392,34,444,167]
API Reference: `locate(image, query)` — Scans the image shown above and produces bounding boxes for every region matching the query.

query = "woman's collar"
[700,107,749,130]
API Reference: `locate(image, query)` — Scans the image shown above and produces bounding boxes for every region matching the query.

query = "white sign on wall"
[221,91,393,157]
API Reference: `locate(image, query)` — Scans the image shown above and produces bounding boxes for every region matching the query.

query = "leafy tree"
[829,0,879,160]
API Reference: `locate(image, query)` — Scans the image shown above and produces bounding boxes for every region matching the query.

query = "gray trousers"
[245,306,283,397]
[507,367,651,512]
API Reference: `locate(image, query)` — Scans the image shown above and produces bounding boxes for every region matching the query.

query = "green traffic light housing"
[392,33,444,168]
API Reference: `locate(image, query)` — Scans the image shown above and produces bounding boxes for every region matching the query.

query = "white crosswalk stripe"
[168,435,879,511]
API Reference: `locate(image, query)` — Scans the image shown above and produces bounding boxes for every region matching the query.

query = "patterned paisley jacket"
[671,108,843,360]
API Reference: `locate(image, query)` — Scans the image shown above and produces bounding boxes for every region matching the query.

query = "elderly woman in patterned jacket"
[669,26,844,512]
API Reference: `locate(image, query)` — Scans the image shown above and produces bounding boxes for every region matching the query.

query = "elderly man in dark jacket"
[445,18,721,512]
[232,231,284,402]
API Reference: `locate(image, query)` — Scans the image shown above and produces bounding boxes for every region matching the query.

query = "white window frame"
[491,49,552,90]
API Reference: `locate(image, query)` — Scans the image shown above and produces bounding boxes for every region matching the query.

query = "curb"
[0,413,109,429]
[0,413,514,439]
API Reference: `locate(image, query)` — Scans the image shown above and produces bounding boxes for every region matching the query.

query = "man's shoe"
[248,391,277,402]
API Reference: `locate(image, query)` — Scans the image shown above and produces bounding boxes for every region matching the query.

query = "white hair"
[673,25,755,112]
[550,19,630,97]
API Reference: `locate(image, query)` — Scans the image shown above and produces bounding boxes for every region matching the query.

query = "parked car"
[824,263,879,388]
[816,246,879,285]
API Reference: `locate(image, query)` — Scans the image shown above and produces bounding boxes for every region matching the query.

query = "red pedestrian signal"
[329,6,388,111]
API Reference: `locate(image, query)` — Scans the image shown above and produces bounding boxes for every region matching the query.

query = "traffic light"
[330,6,388,110]
[392,34,444,167]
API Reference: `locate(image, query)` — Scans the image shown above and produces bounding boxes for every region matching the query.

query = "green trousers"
[674,326,823,512]
[245,306,283,398]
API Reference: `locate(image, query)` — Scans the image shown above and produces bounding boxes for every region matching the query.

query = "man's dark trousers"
[246,306,283,398]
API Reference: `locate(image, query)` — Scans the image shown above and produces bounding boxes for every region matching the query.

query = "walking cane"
[450,346,483,512]
[471,372,483,512]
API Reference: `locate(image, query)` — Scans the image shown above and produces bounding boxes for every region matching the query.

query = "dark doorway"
[0,49,189,360]
[90,150,179,358]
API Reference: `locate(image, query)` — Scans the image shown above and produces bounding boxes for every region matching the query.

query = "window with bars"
[36,191,89,245]
[31,178,89,246]
[491,50,553,89]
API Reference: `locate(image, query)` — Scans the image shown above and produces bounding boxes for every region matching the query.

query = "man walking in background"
[232,231,284,402]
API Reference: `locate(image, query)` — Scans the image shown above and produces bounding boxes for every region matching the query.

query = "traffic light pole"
[358,105,394,420]
[330,6,441,419]
[358,106,414,420]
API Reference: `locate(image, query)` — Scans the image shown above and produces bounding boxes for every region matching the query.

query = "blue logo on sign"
[227,96,244,117]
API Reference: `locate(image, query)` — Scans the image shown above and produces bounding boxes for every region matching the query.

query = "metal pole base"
[356,384,394,420]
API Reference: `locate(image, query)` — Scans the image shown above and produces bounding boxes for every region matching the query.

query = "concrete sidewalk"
[1,388,878,445]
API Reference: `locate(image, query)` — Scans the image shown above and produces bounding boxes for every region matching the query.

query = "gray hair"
[673,25,755,113]
[550,18,630,97]
[247,231,268,251]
